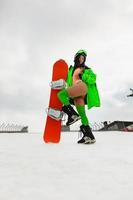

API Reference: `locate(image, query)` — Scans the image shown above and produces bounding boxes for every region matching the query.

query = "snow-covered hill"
[0,131,133,200]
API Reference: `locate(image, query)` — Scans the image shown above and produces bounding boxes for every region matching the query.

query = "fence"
[0,123,28,133]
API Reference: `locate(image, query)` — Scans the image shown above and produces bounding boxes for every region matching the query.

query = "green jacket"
[66,66,101,109]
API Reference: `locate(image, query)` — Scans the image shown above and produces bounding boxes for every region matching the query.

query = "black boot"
[62,105,80,126]
[77,125,96,144]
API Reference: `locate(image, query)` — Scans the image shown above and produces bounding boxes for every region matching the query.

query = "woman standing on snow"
[57,49,101,144]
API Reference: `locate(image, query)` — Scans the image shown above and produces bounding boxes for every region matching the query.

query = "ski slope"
[0,131,133,200]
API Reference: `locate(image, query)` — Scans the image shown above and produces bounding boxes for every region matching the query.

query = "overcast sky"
[0,0,133,132]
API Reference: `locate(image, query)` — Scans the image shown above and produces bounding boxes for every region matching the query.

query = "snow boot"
[77,125,96,144]
[62,105,80,126]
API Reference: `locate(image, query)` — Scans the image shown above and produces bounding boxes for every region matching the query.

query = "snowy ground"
[0,131,133,200]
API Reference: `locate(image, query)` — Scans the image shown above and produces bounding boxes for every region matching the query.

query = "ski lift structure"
[127,88,133,97]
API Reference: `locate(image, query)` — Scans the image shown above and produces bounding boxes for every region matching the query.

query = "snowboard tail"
[43,59,68,143]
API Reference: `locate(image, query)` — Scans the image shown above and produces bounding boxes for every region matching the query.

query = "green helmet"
[75,49,87,57]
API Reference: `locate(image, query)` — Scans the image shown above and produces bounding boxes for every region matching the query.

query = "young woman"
[57,49,101,144]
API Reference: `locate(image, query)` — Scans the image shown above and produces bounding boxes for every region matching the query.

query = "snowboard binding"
[49,79,66,90]
[46,107,64,121]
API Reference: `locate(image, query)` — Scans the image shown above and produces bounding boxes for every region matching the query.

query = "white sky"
[0,0,133,132]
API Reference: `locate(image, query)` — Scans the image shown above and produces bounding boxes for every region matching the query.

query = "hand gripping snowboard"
[43,59,68,143]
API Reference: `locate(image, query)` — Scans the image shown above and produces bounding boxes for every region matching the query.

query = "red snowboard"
[43,59,68,143]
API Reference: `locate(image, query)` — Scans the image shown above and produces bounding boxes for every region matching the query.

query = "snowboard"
[43,59,68,143]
